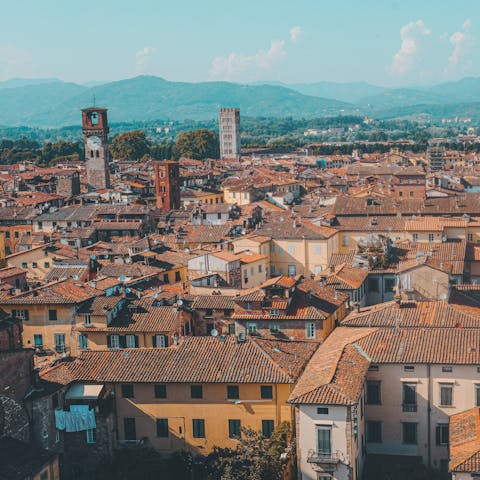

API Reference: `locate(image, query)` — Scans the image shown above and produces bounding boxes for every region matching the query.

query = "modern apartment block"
[219,108,241,159]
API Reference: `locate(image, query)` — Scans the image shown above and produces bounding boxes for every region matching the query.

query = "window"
[316,426,332,455]
[175,271,181,282]
[193,419,205,438]
[442,366,453,373]
[247,322,257,334]
[288,264,296,276]
[270,243,275,253]
[261,385,273,399]
[404,365,415,372]
[32,262,38,268]
[246,302,252,311]
[413,233,419,243]
[428,234,434,242]
[403,422,418,444]
[269,309,280,316]
[124,417,136,440]
[78,334,88,349]
[228,419,241,438]
[384,278,396,293]
[288,245,295,254]
[402,383,417,412]
[306,322,316,339]
[366,381,381,404]
[163,273,169,283]
[258,265,262,273]
[468,234,473,242]
[366,421,382,443]
[13,309,29,321]
[125,334,137,348]
[317,407,329,415]
[4,231,9,238]
[262,420,274,438]
[154,384,167,399]
[21,262,27,269]
[121,384,134,398]
[191,385,203,399]
[476,385,480,407]
[153,334,168,348]
[54,333,65,353]
[227,385,239,400]
[48,309,57,321]
[34,334,43,347]
[44,262,50,268]
[228,323,235,334]
[342,236,350,246]
[156,418,169,437]
[108,334,120,349]
[84,314,91,326]
[314,244,322,255]
[368,365,379,372]
[368,277,379,293]
[224,309,232,318]
[436,424,449,446]
[86,428,96,444]
[440,384,453,406]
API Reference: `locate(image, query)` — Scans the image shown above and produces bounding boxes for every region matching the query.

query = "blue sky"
[1,0,479,86]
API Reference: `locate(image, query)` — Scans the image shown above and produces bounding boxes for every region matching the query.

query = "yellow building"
[59,336,318,454]
[181,189,224,207]
[75,296,191,351]
[0,279,100,355]
[252,217,339,276]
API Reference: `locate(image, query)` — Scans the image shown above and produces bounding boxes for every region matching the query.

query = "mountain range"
[1,75,480,127]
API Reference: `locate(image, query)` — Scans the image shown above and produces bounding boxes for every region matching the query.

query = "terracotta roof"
[0,279,101,305]
[46,336,316,384]
[190,295,236,310]
[78,300,182,333]
[289,327,374,405]
[450,408,480,472]
[342,301,480,329]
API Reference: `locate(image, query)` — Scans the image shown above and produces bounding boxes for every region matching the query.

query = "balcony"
[402,403,417,412]
[307,450,340,471]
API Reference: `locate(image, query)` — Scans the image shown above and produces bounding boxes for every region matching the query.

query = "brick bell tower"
[82,107,110,190]
[154,161,180,211]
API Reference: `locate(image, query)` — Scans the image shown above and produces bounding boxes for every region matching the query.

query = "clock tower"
[82,107,110,190]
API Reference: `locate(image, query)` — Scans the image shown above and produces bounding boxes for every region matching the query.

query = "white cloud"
[135,47,154,75]
[210,39,286,80]
[391,19,430,75]
[0,44,32,80]
[446,18,473,74]
[290,26,302,42]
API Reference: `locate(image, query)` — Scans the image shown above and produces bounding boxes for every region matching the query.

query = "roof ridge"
[251,337,295,382]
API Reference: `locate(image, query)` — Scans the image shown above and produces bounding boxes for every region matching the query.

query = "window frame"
[228,419,241,439]
[192,419,205,439]
[156,418,169,438]
[154,384,167,399]
[121,384,134,399]
[190,385,203,399]
[227,385,239,400]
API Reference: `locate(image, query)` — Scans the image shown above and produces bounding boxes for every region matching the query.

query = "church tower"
[82,107,110,190]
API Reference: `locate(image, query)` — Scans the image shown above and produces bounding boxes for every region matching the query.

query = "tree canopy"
[110,130,151,161]
[173,129,219,160]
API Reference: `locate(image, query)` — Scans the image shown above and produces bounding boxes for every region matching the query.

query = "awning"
[65,383,104,400]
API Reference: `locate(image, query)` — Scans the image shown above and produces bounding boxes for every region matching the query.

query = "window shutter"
[119,336,126,348]
[436,425,441,446]
[152,335,157,347]
[134,335,139,348]
[163,335,169,347]
[107,335,112,348]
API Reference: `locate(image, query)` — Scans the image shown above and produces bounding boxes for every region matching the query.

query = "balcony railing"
[307,449,340,466]
[402,403,418,412]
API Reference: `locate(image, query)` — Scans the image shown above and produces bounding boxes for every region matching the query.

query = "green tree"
[110,130,151,161]
[206,422,290,480]
[173,129,219,160]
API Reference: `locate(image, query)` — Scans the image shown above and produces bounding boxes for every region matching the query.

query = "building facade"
[219,108,241,160]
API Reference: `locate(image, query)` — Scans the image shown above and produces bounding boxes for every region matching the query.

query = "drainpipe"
[427,363,432,469]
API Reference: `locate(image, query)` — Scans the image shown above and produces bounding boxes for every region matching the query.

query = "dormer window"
[246,302,252,311]
[84,314,91,326]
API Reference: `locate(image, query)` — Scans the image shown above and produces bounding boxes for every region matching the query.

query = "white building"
[219,107,241,159]
[291,301,480,480]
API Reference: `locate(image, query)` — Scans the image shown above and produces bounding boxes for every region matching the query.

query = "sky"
[0,0,479,86]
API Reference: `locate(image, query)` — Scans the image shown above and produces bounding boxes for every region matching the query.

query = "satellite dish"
[72,275,79,280]
[177,299,183,306]
[153,293,158,299]
[125,288,131,294]
[119,275,126,282]
[90,255,96,260]
[440,293,447,301]
[211,329,218,337]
